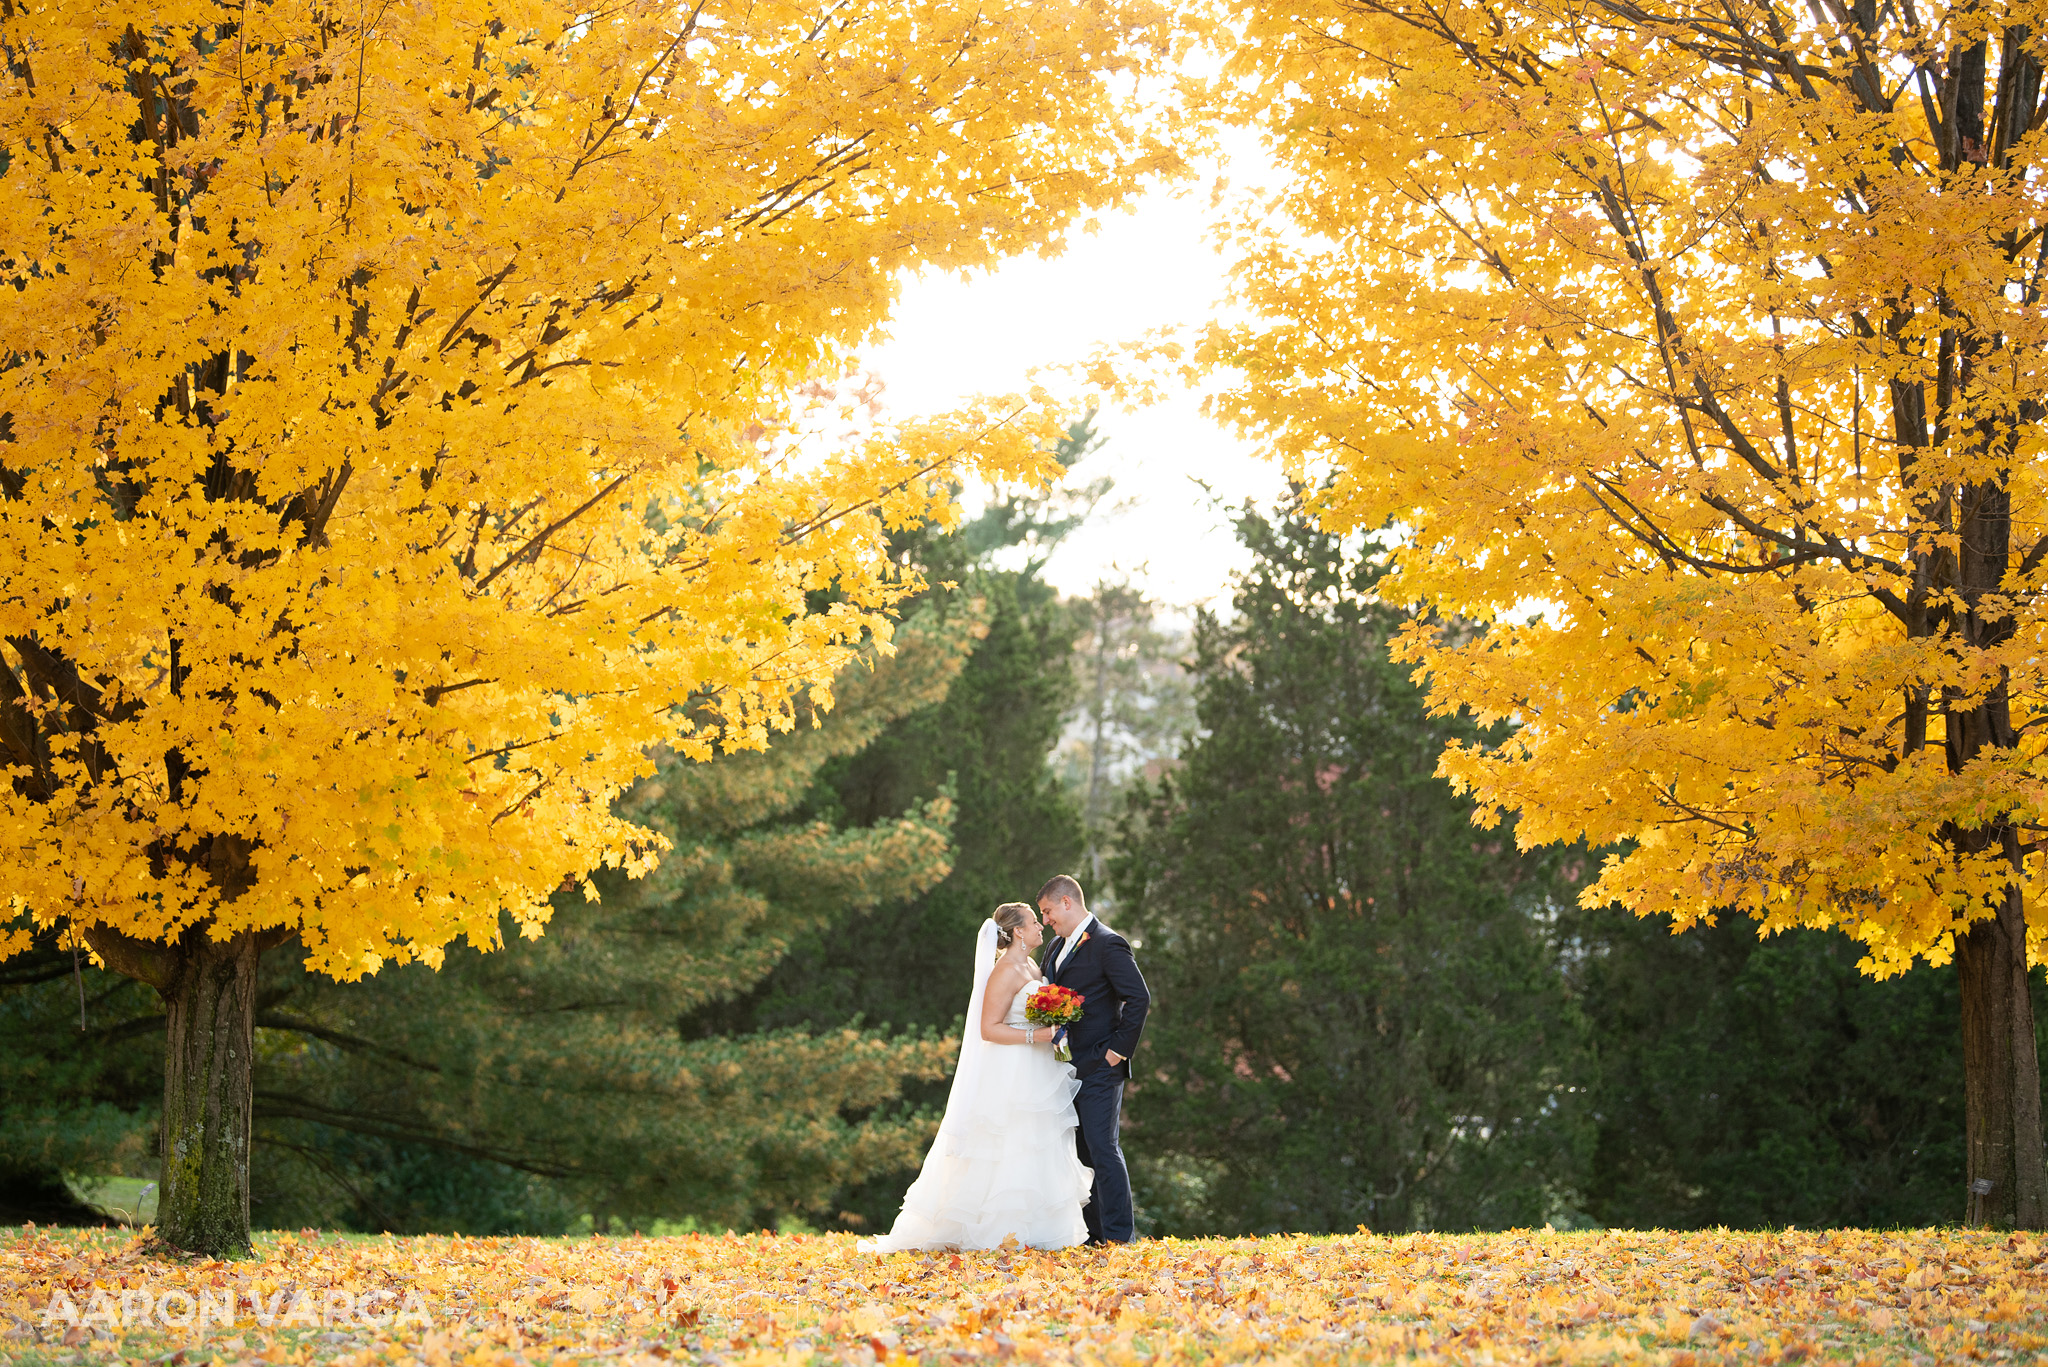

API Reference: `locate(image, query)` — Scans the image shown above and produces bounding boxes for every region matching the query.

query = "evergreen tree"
[0,947,159,1224]
[1566,911,2048,1229]
[256,608,986,1232]
[1114,506,1593,1235]
[695,423,1100,1231]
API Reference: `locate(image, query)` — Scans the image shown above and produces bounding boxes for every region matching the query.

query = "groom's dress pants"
[1074,1070,1134,1243]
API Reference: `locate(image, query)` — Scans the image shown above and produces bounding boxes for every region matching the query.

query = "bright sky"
[858,179,1291,614]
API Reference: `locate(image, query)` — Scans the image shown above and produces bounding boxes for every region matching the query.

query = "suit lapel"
[1044,938,1065,984]
[1050,919,1092,984]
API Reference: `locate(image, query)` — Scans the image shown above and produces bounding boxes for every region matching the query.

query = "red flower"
[1024,983,1085,1028]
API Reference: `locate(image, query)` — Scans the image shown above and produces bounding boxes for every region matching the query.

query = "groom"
[1038,873,1150,1245]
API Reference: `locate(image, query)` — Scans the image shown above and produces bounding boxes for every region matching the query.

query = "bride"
[860,902,1092,1251]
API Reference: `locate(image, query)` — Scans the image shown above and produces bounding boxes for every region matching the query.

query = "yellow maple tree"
[0,0,1175,1255]
[1202,0,2048,1225]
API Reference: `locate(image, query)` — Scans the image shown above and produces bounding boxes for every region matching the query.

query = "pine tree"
[693,426,1100,1232]
[0,947,160,1224]
[1114,507,1593,1234]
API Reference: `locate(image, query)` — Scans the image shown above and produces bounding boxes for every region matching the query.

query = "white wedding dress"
[860,922,1092,1252]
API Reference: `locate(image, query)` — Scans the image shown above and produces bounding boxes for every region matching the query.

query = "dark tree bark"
[1944,479,2047,1229]
[85,922,284,1259]
[1956,887,2048,1228]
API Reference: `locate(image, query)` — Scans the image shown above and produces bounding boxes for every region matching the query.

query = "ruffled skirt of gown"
[859,1030,1091,1252]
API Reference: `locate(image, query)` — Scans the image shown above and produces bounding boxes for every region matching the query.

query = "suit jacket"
[1042,918,1150,1078]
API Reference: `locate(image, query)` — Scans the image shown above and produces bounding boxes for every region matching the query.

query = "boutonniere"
[1070,931,1092,953]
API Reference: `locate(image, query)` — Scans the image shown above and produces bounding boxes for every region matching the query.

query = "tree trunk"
[1940,472,2046,1228]
[1956,884,2047,1228]
[1083,591,1115,888]
[84,922,267,1258]
[158,928,264,1256]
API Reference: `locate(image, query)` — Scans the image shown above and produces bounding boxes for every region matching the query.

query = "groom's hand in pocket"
[1104,1049,1125,1067]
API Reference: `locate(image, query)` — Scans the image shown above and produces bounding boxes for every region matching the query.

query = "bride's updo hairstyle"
[992,902,1034,950]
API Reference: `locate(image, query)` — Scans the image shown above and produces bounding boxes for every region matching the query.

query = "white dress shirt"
[1055,915,1097,973]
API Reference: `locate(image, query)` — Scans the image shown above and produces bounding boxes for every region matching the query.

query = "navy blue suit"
[1042,917,1150,1243]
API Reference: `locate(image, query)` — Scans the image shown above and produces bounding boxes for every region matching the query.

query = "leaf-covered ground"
[4,1226,2044,1365]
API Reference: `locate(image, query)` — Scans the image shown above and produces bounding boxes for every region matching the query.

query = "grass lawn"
[3,1225,2043,1365]
[61,1178,157,1228]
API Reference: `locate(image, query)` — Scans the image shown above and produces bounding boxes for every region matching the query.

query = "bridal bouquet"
[1024,983,1086,1061]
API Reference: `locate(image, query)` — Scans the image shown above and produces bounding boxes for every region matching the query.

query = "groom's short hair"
[1038,874,1085,907]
